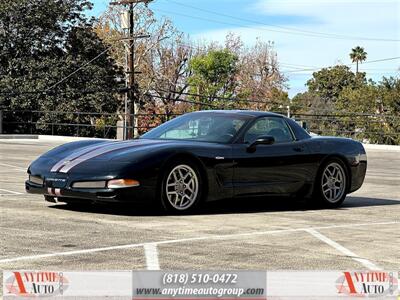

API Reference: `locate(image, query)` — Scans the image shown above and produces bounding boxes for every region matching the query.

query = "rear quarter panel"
[307,136,367,193]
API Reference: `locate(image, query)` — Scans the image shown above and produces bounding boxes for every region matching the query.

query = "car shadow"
[49,196,400,217]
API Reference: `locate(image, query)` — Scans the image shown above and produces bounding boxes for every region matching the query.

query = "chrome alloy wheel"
[321,162,346,203]
[165,164,199,210]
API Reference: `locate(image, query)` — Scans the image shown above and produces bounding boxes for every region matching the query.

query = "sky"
[90,0,400,98]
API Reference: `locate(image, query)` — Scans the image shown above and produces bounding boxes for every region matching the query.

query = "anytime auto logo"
[4,271,69,297]
[336,271,398,297]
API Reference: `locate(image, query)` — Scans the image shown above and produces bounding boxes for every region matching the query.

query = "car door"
[232,116,311,197]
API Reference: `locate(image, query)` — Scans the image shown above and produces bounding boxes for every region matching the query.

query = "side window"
[244,117,294,144]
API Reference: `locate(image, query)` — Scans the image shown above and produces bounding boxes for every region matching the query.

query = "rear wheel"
[313,158,348,208]
[161,160,203,213]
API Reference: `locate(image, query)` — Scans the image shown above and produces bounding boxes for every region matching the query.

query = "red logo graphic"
[5,271,69,297]
[336,271,397,297]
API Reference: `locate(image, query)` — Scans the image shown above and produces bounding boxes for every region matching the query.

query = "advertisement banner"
[2,270,399,299]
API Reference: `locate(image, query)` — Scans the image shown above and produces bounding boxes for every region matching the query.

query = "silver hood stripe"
[57,140,159,174]
[50,141,119,172]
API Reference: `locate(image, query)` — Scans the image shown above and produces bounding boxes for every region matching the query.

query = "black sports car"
[26,110,367,212]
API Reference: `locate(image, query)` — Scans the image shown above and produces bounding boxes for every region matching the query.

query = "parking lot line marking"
[0,188,23,195]
[0,221,398,264]
[144,243,160,270]
[0,162,26,172]
[0,243,148,264]
[305,228,382,270]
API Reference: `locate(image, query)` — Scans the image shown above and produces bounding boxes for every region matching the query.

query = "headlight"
[29,175,43,186]
[107,179,140,189]
[72,181,107,189]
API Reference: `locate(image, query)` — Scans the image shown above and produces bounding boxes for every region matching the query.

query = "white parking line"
[0,162,27,172]
[0,188,23,195]
[0,221,397,264]
[305,228,382,270]
[144,243,160,270]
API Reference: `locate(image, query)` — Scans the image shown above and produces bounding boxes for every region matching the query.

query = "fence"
[292,113,400,145]
[0,110,179,139]
[0,109,399,144]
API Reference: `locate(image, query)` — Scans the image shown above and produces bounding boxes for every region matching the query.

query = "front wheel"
[161,161,203,213]
[313,159,348,208]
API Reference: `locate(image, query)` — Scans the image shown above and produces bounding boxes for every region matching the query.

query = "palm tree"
[350,46,367,74]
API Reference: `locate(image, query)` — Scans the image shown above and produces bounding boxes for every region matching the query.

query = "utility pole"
[128,2,135,139]
[110,0,152,140]
[0,110,3,134]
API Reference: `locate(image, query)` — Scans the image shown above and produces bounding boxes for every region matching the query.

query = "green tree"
[379,76,400,117]
[376,77,400,144]
[336,83,379,141]
[0,0,122,137]
[291,91,337,135]
[349,46,367,74]
[306,65,365,106]
[187,49,238,108]
[336,79,399,145]
[294,66,366,138]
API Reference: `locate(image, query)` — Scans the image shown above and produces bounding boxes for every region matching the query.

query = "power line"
[154,6,400,42]
[148,93,219,108]
[3,3,397,86]
[1,85,304,109]
[153,88,283,105]
[151,89,309,110]
[45,46,113,92]
[166,0,400,42]
[153,8,326,39]
[280,63,320,70]
[363,56,400,64]
[150,40,400,76]
[284,56,400,74]
[0,87,127,97]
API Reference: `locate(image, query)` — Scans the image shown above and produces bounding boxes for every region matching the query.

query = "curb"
[362,144,400,151]
[0,134,112,142]
[38,135,112,142]
[0,134,39,139]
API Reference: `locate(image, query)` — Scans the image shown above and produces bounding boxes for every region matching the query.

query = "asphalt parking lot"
[0,139,399,281]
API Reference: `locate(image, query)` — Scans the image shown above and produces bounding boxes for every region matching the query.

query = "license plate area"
[45,175,68,188]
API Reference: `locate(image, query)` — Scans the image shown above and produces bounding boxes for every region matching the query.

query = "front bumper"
[25,180,152,204]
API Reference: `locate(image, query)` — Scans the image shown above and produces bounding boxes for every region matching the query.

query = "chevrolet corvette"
[26,110,367,212]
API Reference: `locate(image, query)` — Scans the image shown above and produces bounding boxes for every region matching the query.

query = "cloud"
[252,0,399,39]
[192,0,400,96]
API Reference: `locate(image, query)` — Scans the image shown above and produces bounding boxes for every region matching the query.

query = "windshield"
[141,112,249,143]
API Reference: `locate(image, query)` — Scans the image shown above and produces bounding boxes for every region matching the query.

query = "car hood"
[29,138,225,176]
[47,139,170,171]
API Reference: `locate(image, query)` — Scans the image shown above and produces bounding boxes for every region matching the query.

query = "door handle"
[293,146,304,152]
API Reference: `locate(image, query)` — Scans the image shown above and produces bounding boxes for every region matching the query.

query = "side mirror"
[247,135,275,152]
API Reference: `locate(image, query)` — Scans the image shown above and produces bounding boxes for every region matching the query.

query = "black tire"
[160,159,203,213]
[44,195,57,203]
[312,158,348,208]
